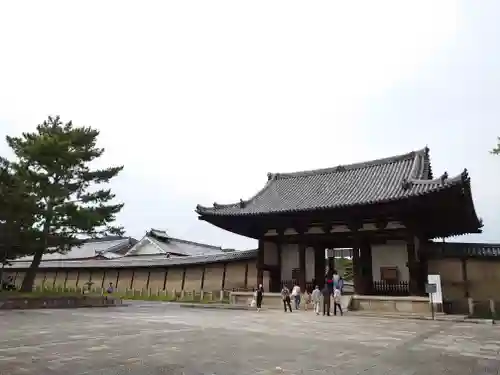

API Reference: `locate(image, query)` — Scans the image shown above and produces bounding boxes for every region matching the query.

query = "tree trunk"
[20,248,44,292]
[20,203,52,292]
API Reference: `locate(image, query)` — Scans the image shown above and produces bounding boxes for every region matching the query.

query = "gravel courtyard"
[1,302,500,374]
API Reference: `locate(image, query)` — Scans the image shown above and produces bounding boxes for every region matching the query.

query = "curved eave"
[420,177,482,238]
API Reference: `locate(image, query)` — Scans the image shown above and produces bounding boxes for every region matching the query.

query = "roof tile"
[7,249,258,269]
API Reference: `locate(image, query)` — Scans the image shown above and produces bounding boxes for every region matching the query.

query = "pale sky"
[0,1,499,250]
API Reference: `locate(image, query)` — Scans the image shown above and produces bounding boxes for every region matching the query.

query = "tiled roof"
[6,249,258,270]
[125,229,226,257]
[13,237,134,262]
[429,242,500,258]
[196,147,471,216]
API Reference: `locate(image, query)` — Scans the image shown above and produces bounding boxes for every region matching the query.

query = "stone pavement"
[1,303,500,374]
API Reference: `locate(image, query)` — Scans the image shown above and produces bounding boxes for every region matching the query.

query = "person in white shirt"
[333,287,343,316]
[311,285,321,315]
[291,284,301,310]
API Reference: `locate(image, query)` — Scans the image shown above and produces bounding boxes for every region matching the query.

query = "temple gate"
[196,147,482,298]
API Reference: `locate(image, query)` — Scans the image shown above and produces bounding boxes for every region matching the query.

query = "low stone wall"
[351,295,432,314]
[0,295,122,310]
[4,260,258,296]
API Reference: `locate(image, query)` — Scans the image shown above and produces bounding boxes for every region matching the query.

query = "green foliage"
[0,158,40,264]
[491,137,500,155]
[336,257,353,280]
[4,116,124,291]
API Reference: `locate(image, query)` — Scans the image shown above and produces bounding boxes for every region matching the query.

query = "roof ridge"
[409,169,468,186]
[196,177,275,211]
[168,236,223,250]
[195,148,428,213]
[84,236,130,243]
[148,228,223,250]
[273,148,428,179]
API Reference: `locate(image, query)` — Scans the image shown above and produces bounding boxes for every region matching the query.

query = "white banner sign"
[427,274,443,304]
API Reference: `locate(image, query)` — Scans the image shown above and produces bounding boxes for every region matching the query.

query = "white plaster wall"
[281,244,298,280]
[263,242,278,265]
[280,244,315,282]
[371,241,409,281]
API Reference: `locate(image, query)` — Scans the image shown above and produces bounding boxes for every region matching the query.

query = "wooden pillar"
[181,267,186,291]
[277,239,282,289]
[298,240,306,292]
[314,245,326,288]
[200,267,206,290]
[327,249,335,274]
[221,263,227,290]
[461,258,469,298]
[417,240,428,296]
[406,236,419,295]
[359,241,373,295]
[257,240,264,286]
[243,263,248,289]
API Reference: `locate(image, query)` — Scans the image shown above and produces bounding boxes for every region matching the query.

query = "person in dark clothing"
[281,286,292,312]
[321,285,331,316]
[256,284,264,312]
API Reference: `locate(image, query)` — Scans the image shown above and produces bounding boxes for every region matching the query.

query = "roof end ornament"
[461,168,470,183]
[239,199,246,208]
[213,202,220,208]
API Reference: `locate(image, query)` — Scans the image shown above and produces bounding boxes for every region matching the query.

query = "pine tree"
[5,116,124,292]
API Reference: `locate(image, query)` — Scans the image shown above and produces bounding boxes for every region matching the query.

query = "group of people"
[251,269,345,316]
[280,280,343,316]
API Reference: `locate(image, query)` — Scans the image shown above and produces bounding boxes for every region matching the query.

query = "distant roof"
[124,229,227,257]
[13,237,134,262]
[429,242,500,258]
[6,249,258,269]
[196,147,472,216]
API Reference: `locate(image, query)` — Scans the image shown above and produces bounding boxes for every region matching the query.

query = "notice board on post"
[427,274,443,304]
